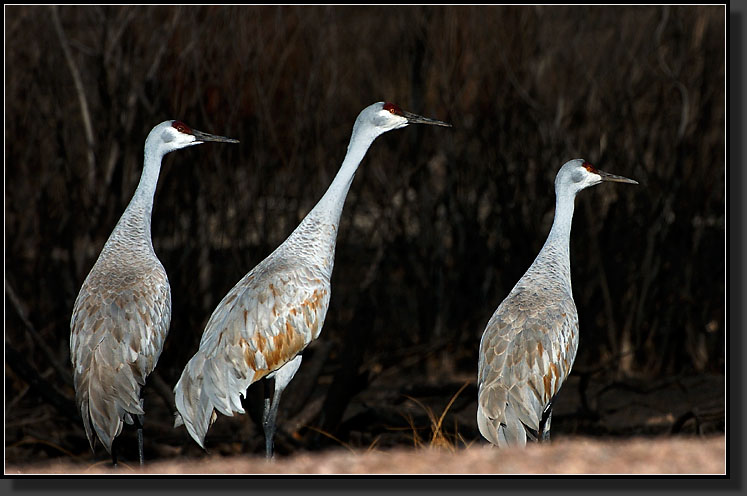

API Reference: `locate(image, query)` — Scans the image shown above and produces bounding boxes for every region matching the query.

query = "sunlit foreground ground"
[7,435,724,475]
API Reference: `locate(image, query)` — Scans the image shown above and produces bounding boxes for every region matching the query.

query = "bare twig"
[50,5,97,194]
[5,278,73,388]
[5,341,79,423]
[581,196,623,373]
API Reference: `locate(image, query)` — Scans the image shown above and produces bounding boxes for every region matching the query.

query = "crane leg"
[134,414,145,466]
[133,397,145,465]
[111,442,118,466]
[262,379,277,458]
[262,355,303,459]
[538,402,553,442]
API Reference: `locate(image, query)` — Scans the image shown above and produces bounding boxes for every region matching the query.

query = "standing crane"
[70,120,238,465]
[173,102,451,458]
[477,159,637,447]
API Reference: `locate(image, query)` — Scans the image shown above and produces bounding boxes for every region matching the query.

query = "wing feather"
[174,260,329,448]
[70,260,171,454]
[477,283,578,447]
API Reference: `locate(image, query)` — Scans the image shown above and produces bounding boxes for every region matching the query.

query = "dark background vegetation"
[5,5,725,466]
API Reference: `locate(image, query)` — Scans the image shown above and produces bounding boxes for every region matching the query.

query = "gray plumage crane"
[70,120,238,465]
[173,102,451,458]
[477,159,637,447]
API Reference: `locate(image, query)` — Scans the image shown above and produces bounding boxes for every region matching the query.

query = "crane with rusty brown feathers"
[174,102,450,458]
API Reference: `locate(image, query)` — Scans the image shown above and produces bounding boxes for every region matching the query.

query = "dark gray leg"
[540,410,552,442]
[262,377,278,459]
[134,414,145,466]
[539,400,554,442]
[135,397,145,465]
[262,355,303,460]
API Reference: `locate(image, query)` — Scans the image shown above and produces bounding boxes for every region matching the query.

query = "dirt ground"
[5,435,725,475]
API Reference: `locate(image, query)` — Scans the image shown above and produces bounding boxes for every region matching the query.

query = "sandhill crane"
[477,159,637,448]
[174,102,451,458]
[70,120,238,465]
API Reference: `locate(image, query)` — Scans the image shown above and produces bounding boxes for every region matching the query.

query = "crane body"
[70,120,238,465]
[174,102,450,458]
[477,159,637,447]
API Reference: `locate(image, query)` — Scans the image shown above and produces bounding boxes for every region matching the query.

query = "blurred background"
[5,5,725,465]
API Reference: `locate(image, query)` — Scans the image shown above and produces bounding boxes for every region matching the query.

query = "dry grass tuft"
[402,382,472,452]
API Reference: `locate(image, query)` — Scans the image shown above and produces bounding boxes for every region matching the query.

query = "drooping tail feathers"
[74,348,146,454]
[173,349,255,449]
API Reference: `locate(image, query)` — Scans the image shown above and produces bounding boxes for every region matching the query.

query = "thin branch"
[5,341,79,423]
[5,278,74,388]
[50,5,97,194]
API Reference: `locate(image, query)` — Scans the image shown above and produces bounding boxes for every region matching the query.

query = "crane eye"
[382,103,402,115]
[172,121,192,135]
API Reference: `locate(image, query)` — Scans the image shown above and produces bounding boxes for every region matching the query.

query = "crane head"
[555,159,638,196]
[146,120,239,156]
[356,102,451,136]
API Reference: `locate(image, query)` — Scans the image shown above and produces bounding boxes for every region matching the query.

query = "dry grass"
[401,381,472,452]
[6,435,725,475]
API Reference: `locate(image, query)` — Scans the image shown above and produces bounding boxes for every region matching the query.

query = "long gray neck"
[280,123,379,269]
[105,146,165,255]
[527,191,576,284]
[305,125,378,227]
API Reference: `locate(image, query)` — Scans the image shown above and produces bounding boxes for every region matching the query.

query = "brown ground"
[5,435,725,475]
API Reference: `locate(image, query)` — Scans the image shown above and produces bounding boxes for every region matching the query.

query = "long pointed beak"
[598,169,638,185]
[192,129,240,144]
[401,110,452,127]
